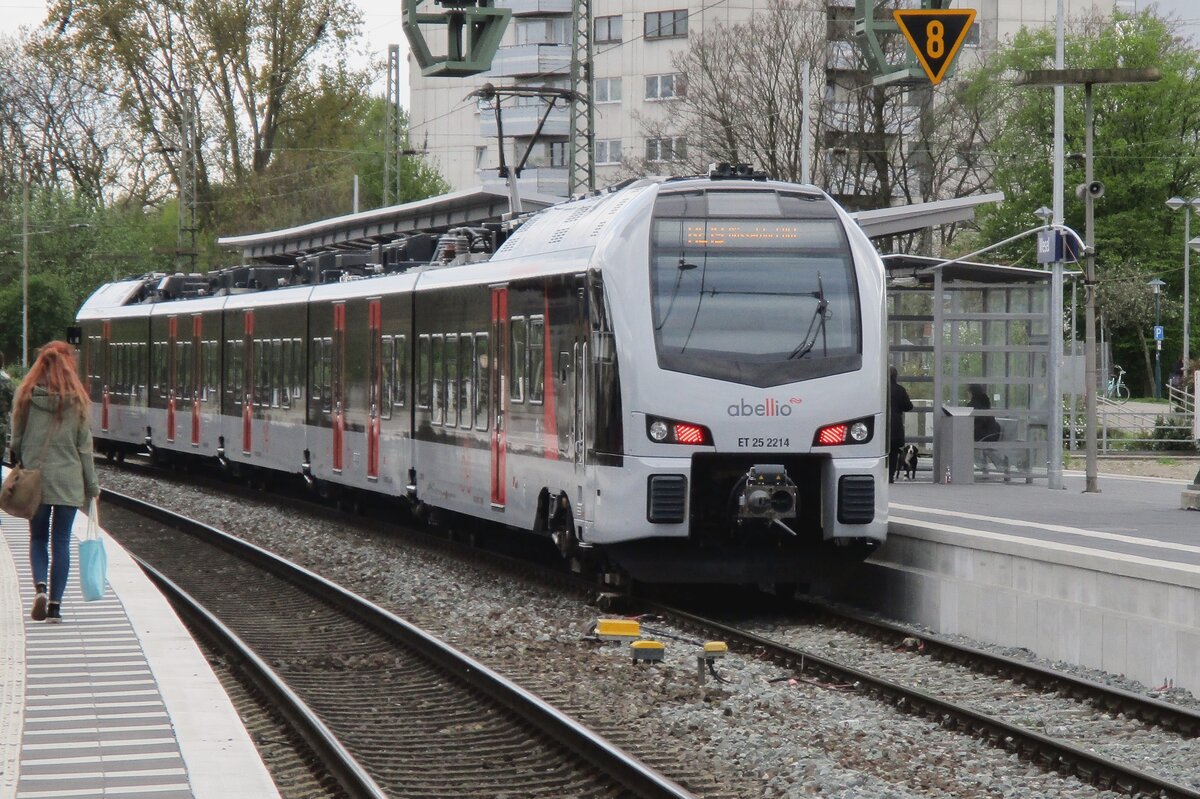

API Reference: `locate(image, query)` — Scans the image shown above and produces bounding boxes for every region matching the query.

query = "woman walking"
[11,341,100,623]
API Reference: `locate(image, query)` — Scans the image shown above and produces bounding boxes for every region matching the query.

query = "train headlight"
[814,417,874,446]
[646,416,712,446]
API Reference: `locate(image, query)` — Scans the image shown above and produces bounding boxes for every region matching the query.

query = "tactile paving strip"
[2,511,192,798]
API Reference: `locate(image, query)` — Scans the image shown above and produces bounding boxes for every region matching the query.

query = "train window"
[178,340,190,401]
[445,334,458,428]
[393,334,407,408]
[510,317,526,403]
[474,332,489,430]
[320,337,332,414]
[458,334,471,427]
[431,334,444,425]
[275,339,284,408]
[309,338,322,404]
[380,336,393,420]
[528,316,545,404]
[290,338,301,401]
[417,335,431,410]
[228,340,243,406]
[278,339,289,409]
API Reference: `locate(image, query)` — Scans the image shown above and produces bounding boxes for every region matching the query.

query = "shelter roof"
[884,253,1082,285]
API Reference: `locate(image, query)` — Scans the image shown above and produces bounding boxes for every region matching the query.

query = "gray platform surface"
[0,509,279,799]
[890,470,1199,568]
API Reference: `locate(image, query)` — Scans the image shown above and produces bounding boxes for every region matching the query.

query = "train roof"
[216,185,563,263]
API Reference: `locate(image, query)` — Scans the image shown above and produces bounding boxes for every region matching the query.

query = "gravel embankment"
[96,464,1143,799]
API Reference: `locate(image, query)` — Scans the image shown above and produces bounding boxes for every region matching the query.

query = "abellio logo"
[727,397,802,417]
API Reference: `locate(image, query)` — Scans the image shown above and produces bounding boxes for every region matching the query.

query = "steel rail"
[131,555,389,799]
[102,488,699,799]
[641,599,1200,799]
[798,600,1200,737]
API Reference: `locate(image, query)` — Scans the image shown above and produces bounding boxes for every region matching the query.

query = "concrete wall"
[834,521,1200,695]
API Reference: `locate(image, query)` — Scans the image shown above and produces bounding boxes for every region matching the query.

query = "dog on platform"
[899,444,919,480]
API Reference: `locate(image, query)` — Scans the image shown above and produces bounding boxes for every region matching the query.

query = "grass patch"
[1157,457,1181,466]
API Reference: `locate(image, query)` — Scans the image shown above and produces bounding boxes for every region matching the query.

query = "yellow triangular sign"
[893,9,977,85]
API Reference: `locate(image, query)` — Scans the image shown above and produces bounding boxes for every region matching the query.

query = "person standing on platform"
[10,341,100,624]
[888,366,913,483]
[967,383,1006,476]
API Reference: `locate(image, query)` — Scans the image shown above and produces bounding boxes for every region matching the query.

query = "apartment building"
[407,0,1139,198]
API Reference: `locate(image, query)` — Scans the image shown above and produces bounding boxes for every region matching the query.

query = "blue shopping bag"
[78,500,107,602]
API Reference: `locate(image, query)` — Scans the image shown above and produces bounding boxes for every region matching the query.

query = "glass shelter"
[885,256,1066,483]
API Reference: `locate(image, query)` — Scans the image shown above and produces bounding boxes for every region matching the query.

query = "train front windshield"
[649,189,862,387]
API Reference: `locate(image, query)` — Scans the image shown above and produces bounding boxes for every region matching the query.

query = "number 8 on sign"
[893,8,977,86]
[927,20,944,58]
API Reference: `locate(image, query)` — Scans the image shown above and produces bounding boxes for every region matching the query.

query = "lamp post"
[1166,197,1198,377]
[1017,66,1162,494]
[1149,278,1165,398]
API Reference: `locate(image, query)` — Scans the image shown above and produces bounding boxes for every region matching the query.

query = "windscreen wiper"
[787,273,830,360]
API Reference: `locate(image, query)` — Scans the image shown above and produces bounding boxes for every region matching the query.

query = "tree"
[41,0,369,226]
[629,0,995,252]
[972,10,1200,392]
[0,272,76,364]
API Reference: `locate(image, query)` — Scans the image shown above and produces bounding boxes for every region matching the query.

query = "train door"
[242,311,254,455]
[490,286,508,508]
[367,299,381,480]
[191,315,202,446]
[166,316,178,443]
[101,321,111,432]
[331,302,346,473]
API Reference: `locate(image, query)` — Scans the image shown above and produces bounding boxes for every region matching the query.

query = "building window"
[549,141,568,168]
[594,77,622,104]
[646,136,687,163]
[595,139,623,164]
[645,10,687,39]
[475,146,488,169]
[595,14,622,43]
[515,18,570,45]
[964,21,980,47]
[645,74,683,100]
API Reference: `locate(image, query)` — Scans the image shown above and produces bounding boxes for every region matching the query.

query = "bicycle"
[1105,365,1130,403]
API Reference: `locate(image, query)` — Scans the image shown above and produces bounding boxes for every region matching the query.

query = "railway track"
[100,459,1200,797]
[101,488,698,799]
[634,598,1200,799]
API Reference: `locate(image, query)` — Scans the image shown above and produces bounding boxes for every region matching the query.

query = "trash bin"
[934,405,974,485]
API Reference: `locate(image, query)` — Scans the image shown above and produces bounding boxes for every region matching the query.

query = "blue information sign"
[1154,325,1165,341]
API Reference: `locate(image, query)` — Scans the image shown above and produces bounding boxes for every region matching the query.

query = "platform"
[0,508,279,798]
[834,470,1200,697]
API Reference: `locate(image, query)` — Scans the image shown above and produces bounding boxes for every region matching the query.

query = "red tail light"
[816,423,848,446]
[674,423,707,445]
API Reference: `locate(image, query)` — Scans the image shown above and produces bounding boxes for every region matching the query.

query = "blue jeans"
[30,505,77,604]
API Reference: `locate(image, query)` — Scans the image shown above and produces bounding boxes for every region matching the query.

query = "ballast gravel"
[100,465,1141,799]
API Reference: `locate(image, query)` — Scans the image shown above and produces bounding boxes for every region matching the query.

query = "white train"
[76,171,888,583]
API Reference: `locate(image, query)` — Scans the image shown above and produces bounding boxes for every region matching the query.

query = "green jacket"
[10,387,100,509]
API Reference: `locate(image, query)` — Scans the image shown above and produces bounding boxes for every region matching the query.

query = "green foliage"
[0,273,76,365]
[969,11,1200,391]
[1150,414,1196,451]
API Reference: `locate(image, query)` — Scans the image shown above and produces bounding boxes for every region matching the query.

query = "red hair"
[13,341,90,429]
